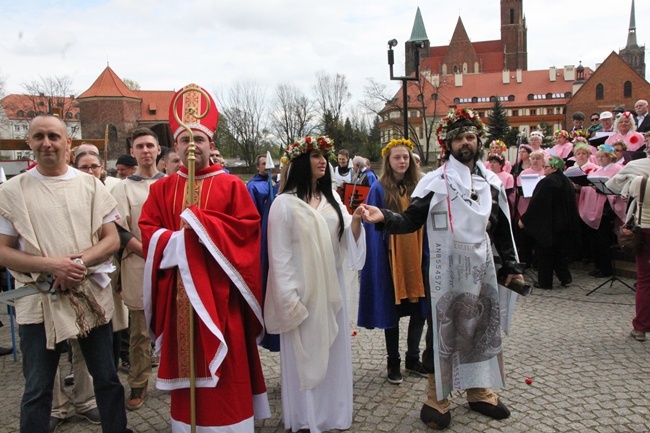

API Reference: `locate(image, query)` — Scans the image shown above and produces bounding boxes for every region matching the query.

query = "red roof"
[134,90,175,122]
[422,40,504,74]
[0,94,80,120]
[77,66,140,99]
[385,67,593,117]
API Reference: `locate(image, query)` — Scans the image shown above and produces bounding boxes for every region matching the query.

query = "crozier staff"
[360,108,524,430]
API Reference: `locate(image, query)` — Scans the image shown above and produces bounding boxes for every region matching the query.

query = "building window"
[14,125,20,132]
[409,111,418,118]
[471,97,478,103]
[510,8,514,24]
[596,83,604,100]
[453,65,459,74]
[442,64,447,75]
[508,95,515,102]
[431,93,438,100]
[478,112,485,118]
[530,109,537,116]
[453,97,460,104]
[564,92,572,98]
[527,94,534,101]
[624,81,632,98]
[512,110,519,116]
[17,110,24,117]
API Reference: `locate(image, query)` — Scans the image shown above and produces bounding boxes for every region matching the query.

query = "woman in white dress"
[264,136,365,433]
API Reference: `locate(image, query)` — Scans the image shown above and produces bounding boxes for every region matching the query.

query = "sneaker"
[77,407,101,424]
[405,358,427,377]
[64,372,75,387]
[119,359,131,373]
[49,417,65,433]
[386,357,402,384]
[126,386,147,410]
[630,329,646,342]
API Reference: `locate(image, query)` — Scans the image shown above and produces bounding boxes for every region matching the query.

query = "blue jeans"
[20,322,130,433]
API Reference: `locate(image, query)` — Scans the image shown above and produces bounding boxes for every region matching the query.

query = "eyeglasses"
[78,165,102,172]
[591,118,599,121]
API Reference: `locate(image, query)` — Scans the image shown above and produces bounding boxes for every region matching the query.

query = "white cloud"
[1,0,646,116]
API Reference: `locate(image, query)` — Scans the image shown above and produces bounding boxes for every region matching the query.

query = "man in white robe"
[111,127,165,411]
[0,115,131,433]
[361,109,525,430]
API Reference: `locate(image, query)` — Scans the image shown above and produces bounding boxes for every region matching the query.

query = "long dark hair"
[282,151,345,240]
[379,145,422,212]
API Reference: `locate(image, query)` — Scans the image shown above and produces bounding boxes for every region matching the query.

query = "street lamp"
[387,39,424,140]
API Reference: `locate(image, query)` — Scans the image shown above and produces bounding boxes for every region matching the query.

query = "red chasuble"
[139,164,270,432]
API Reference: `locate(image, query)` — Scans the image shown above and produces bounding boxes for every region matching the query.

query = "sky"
[0,0,647,117]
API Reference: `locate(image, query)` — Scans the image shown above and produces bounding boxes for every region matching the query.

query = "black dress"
[521,170,581,288]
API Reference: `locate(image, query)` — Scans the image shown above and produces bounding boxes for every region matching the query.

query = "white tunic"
[265,191,365,433]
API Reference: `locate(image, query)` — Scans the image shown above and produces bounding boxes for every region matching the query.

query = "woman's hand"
[358,204,385,224]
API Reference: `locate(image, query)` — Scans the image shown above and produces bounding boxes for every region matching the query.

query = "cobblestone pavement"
[1,267,648,433]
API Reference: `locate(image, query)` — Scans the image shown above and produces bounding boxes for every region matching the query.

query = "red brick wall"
[565,52,650,126]
[78,98,141,160]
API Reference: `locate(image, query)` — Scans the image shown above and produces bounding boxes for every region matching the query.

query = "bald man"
[635,100,650,133]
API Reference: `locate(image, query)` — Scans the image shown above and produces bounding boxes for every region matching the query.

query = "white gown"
[265,191,366,433]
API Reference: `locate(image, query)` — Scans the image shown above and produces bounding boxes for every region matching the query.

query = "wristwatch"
[73,258,88,278]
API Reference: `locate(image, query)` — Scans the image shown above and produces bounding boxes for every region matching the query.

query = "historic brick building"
[405,0,527,77]
[619,0,645,79]
[381,0,648,159]
[77,66,174,160]
[566,51,650,124]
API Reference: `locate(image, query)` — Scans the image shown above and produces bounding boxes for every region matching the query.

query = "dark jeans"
[20,323,129,433]
[384,313,426,360]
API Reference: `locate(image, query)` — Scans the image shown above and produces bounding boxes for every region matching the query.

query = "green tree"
[487,98,510,143]
[123,78,141,91]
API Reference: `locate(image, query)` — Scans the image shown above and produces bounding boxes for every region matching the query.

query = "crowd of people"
[0,93,647,433]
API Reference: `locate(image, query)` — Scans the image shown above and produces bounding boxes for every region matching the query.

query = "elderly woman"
[612,140,628,165]
[571,142,599,176]
[265,136,365,433]
[513,150,545,267]
[551,130,573,160]
[578,145,626,278]
[487,140,512,173]
[606,152,650,342]
[606,111,645,152]
[527,130,549,159]
[520,156,581,289]
[358,138,427,385]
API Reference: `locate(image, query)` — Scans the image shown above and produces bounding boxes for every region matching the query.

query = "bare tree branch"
[270,83,317,147]
[216,81,269,167]
[312,71,351,124]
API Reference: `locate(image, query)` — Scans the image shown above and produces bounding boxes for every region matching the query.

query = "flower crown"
[489,139,507,150]
[572,136,588,145]
[382,138,414,158]
[569,128,589,140]
[554,129,569,138]
[436,108,486,152]
[281,135,335,164]
[548,156,564,170]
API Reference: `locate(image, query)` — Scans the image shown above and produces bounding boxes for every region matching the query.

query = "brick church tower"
[619,0,645,78]
[500,0,527,71]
